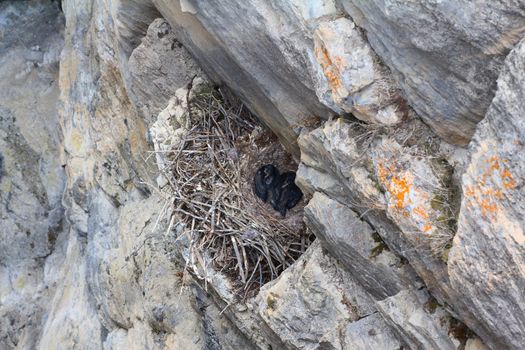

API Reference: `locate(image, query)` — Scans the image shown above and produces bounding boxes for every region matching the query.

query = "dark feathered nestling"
[254,164,279,202]
[270,171,303,217]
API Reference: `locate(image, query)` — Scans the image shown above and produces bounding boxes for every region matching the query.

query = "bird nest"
[167,87,312,299]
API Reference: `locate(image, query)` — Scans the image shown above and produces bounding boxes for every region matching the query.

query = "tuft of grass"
[426,157,458,261]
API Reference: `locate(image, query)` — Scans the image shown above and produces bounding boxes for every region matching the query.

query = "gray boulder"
[341,0,525,144]
[448,37,525,349]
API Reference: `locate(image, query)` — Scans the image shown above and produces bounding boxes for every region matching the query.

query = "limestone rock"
[343,313,405,350]
[0,2,65,348]
[3,0,525,349]
[152,1,413,154]
[256,241,403,350]
[19,2,256,349]
[149,76,206,185]
[298,118,457,256]
[152,0,336,155]
[448,37,525,350]
[296,118,491,347]
[377,289,465,350]
[312,17,406,125]
[371,135,457,256]
[341,0,525,144]
[304,192,414,300]
[128,18,203,123]
[465,338,490,350]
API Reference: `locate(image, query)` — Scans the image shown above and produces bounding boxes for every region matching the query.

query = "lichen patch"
[464,147,518,220]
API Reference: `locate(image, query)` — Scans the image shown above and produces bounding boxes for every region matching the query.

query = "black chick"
[270,172,303,217]
[254,164,279,202]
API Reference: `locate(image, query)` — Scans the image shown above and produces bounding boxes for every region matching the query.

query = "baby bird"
[270,171,303,217]
[254,164,279,202]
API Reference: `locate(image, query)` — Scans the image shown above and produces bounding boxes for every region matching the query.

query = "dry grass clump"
[166,87,311,299]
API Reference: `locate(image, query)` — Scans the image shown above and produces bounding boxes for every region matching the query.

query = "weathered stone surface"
[465,338,490,350]
[296,118,492,347]
[343,313,404,350]
[377,289,463,350]
[128,18,203,123]
[0,1,257,349]
[371,135,458,256]
[149,77,206,186]
[256,241,403,350]
[151,1,413,154]
[448,38,525,350]
[341,0,525,144]
[312,17,406,125]
[151,0,336,155]
[298,118,458,257]
[304,191,415,300]
[303,191,479,349]
[0,2,65,348]
[4,0,525,349]
[108,0,162,58]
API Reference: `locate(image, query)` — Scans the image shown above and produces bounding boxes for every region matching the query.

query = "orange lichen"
[377,161,413,210]
[389,176,411,209]
[501,168,517,189]
[480,197,498,215]
[376,159,435,234]
[333,56,345,71]
[377,162,390,184]
[464,154,517,219]
[315,44,343,92]
[413,206,430,220]
[422,223,433,233]
[488,156,500,171]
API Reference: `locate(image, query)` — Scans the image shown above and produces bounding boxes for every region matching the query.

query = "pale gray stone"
[127,18,203,123]
[296,118,491,348]
[0,2,65,348]
[3,0,523,349]
[344,314,404,350]
[448,37,525,350]
[304,192,412,300]
[340,0,525,144]
[377,289,461,350]
[312,17,406,125]
[152,0,336,155]
[256,241,402,350]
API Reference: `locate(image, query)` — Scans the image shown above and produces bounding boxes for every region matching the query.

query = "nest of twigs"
[167,85,312,299]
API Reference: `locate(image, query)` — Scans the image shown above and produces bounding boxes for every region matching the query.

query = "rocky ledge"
[1,1,525,349]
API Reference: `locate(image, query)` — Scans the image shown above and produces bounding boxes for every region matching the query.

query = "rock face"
[0,2,65,348]
[341,0,525,144]
[152,0,335,155]
[127,18,203,123]
[38,1,251,348]
[152,0,525,148]
[2,0,525,349]
[448,37,525,349]
[256,241,403,350]
[312,17,406,125]
[150,0,413,154]
[0,1,252,349]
